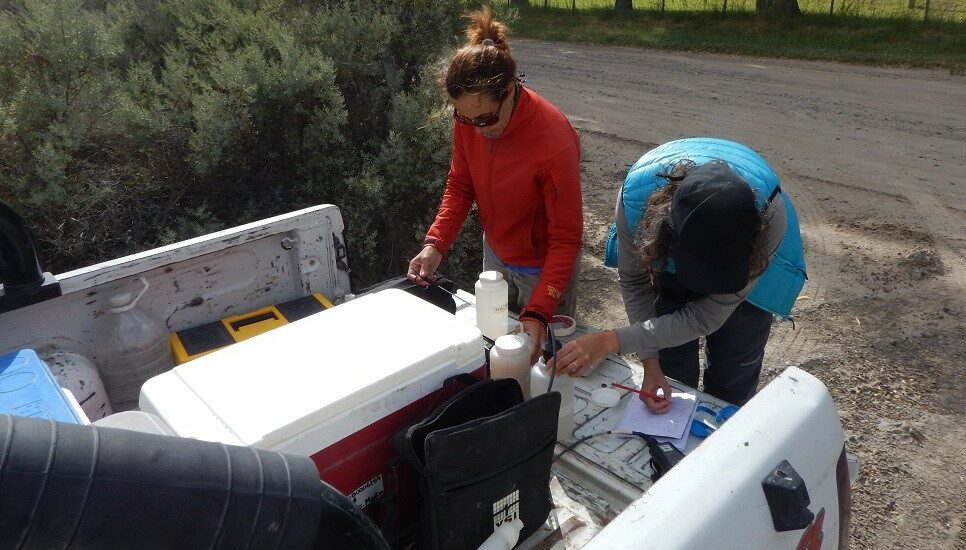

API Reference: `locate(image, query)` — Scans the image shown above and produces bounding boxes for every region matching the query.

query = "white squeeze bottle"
[477,519,524,550]
[94,277,175,411]
[530,355,575,442]
[490,334,532,397]
[475,271,509,340]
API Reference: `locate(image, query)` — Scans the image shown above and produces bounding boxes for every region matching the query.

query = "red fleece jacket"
[425,86,582,324]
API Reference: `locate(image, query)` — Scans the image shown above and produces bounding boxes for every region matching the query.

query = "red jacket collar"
[498,84,536,140]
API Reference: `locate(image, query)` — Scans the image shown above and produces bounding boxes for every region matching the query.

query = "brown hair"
[444,6,516,102]
[638,161,771,285]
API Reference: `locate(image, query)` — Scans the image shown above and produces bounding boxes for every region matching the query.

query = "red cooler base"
[310,366,487,542]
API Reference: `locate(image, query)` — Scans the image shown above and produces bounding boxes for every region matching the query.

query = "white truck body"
[0,204,855,549]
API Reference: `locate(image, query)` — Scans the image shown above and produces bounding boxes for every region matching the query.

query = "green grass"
[533,0,965,20]
[510,7,966,69]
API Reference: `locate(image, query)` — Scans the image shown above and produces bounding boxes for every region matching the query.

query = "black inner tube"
[0,414,390,550]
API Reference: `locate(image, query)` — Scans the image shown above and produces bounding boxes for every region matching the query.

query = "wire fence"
[521,0,966,21]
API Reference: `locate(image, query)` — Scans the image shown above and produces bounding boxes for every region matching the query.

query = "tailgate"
[583,367,846,549]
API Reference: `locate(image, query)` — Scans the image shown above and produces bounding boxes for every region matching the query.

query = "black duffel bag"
[395,376,560,549]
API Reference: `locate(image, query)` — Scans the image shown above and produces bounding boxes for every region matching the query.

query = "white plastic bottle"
[94,278,174,411]
[490,334,532,397]
[40,350,113,420]
[475,271,509,340]
[477,519,524,550]
[530,356,575,441]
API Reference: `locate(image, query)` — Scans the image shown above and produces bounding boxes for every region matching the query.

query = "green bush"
[0,0,471,288]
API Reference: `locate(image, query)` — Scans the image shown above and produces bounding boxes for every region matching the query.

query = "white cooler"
[140,289,486,518]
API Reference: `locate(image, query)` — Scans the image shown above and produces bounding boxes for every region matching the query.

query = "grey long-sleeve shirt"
[614,193,787,359]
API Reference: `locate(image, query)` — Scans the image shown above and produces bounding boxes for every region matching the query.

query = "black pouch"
[356,275,458,314]
[395,377,560,549]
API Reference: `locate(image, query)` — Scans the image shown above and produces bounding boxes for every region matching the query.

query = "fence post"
[923,0,930,21]
[829,0,834,14]
[572,0,576,10]
[661,0,666,10]
[722,0,727,10]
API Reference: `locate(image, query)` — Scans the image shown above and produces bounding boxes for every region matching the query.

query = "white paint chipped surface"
[0,205,351,363]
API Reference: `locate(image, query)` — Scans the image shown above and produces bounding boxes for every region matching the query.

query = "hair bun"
[482,38,495,46]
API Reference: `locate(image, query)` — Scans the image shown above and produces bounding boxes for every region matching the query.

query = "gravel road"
[513,39,966,549]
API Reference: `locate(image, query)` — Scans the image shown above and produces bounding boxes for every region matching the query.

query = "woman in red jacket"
[408,6,582,362]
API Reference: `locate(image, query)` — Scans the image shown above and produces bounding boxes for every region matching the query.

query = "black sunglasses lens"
[474,114,500,127]
[454,111,499,127]
[453,89,508,127]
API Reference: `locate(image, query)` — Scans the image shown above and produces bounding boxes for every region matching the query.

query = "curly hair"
[637,160,771,287]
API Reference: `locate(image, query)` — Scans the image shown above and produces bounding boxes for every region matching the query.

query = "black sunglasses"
[453,88,511,128]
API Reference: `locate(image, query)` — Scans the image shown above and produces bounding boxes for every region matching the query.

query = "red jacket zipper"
[486,138,497,224]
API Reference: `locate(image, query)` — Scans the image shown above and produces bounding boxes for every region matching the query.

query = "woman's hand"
[548,331,619,377]
[407,245,443,287]
[641,357,673,414]
[520,319,545,365]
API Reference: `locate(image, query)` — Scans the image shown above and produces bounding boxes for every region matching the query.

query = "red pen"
[612,383,667,403]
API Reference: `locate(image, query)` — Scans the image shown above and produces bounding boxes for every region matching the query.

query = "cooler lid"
[153,289,484,447]
[0,349,83,424]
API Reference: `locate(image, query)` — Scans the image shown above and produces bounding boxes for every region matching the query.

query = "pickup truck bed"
[455,293,850,550]
[453,296,728,548]
[0,205,853,549]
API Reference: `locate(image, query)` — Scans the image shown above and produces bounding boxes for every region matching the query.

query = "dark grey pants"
[655,294,774,405]
[482,240,579,318]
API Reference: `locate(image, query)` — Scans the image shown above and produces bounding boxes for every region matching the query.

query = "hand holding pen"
[631,357,674,415]
[611,383,667,403]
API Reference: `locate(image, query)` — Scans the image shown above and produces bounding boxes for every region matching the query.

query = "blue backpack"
[604,138,806,318]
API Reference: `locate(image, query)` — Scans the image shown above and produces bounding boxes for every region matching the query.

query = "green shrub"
[0,0,157,265]
[0,0,469,288]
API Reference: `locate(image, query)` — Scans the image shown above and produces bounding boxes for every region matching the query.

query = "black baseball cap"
[670,161,760,295]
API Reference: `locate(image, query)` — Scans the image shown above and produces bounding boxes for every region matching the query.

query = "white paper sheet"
[616,391,697,439]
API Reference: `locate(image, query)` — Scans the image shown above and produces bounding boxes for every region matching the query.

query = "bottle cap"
[107,277,150,313]
[478,271,504,284]
[591,388,621,408]
[107,291,135,310]
[494,334,527,355]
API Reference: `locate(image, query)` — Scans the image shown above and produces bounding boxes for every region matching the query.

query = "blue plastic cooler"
[0,349,83,424]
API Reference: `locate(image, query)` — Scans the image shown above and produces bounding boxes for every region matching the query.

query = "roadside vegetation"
[0,0,489,288]
[510,4,966,70]
[3,0,961,292]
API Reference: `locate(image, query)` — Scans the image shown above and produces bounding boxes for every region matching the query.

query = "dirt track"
[513,40,966,549]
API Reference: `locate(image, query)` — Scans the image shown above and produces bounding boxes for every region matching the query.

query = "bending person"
[407,6,582,361]
[550,138,806,412]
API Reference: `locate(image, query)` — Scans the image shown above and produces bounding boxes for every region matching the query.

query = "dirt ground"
[513,40,966,549]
